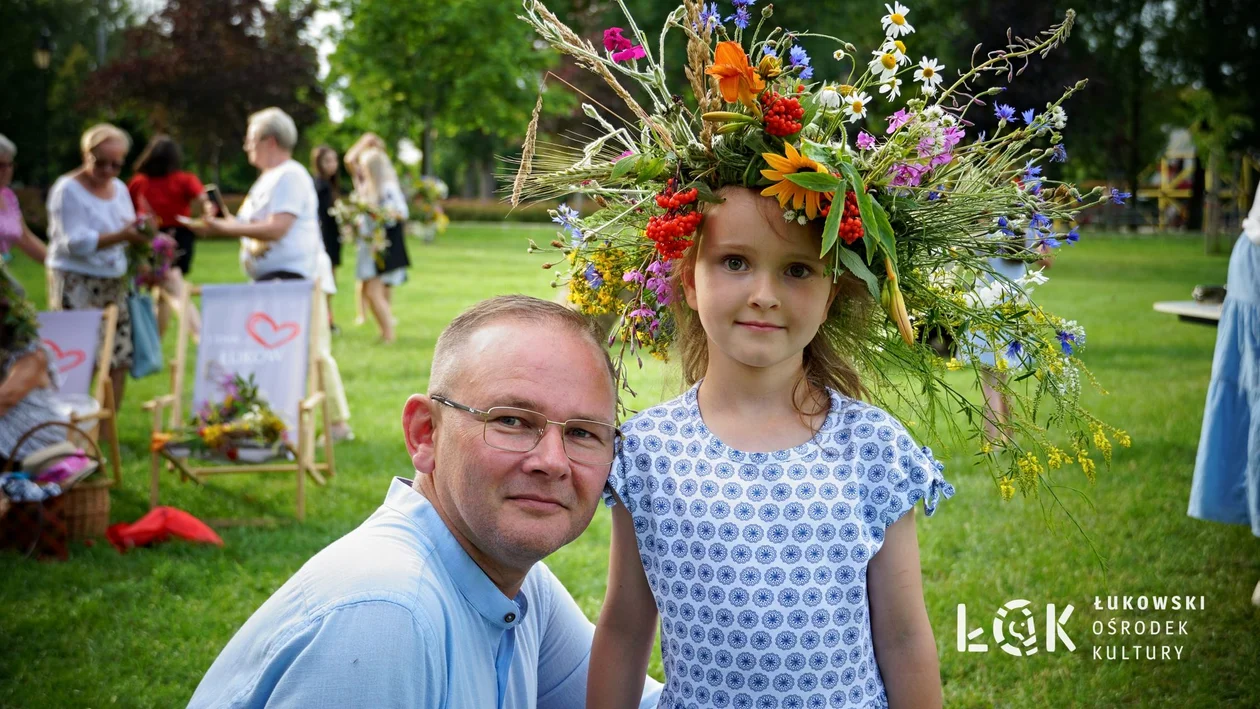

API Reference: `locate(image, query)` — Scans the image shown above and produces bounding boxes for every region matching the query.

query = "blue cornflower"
[1023,160,1042,180]
[584,263,604,289]
[1041,235,1062,249]
[787,46,812,79]
[731,0,755,6]
[762,46,776,57]
[1056,330,1076,355]
[1026,179,1043,196]
[994,104,1016,122]
[1022,108,1037,125]
[997,216,1015,236]
[552,203,579,229]
[728,6,751,28]
[928,185,945,201]
[698,2,721,30]
[1051,144,1068,163]
[1109,188,1132,205]
[1065,227,1080,244]
[1006,341,1024,359]
[1030,213,1051,229]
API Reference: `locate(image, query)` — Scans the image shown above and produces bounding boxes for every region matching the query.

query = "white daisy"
[833,49,847,61]
[881,2,915,38]
[818,85,842,109]
[867,40,907,80]
[878,76,903,101]
[914,57,945,94]
[844,91,873,122]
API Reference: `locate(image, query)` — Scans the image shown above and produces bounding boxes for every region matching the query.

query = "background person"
[189,107,353,443]
[127,133,208,336]
[353,147,410,343]
[310,144,342,332]
[0,134,48,265]
[46,123,154,413]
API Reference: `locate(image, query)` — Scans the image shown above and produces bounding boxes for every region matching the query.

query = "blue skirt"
[1188,234,1260,537]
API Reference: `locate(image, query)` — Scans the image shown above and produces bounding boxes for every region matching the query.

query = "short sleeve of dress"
[182,172,205,202]
[858,414,955,543]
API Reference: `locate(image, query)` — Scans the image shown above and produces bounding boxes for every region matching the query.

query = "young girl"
[353,147,410,343]
[588,186,954,709]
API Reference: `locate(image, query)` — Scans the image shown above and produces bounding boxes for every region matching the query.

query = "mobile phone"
[204,184,231,217]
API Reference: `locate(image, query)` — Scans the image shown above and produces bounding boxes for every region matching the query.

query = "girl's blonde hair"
[80,123,130,155]
[669,187,874,413]
[357,147,400,204]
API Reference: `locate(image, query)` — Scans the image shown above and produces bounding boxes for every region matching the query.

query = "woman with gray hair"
[46,123,156,410]
[189,107,354,441]
[191,107,321,281]
[0,134,48,264]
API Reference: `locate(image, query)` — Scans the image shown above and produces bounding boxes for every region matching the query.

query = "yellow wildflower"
[999,476,1015,501]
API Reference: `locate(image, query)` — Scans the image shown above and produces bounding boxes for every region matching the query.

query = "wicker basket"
[5,421,110,541]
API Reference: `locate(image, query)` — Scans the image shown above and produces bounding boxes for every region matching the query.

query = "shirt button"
[504,613,516,623]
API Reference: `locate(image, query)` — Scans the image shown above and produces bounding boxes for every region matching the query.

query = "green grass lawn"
[2,225,1257,708]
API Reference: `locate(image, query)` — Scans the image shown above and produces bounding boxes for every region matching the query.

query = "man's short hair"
[248,107,299,151]
[429,295,617,399]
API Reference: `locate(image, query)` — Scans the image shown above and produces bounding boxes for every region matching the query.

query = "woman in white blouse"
[46,123,155,408]
[190,107,354,442]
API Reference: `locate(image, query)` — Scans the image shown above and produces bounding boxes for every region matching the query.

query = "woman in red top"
[128,134,209,335]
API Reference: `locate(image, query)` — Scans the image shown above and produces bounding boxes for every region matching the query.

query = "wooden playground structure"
[1137,128,1258,232]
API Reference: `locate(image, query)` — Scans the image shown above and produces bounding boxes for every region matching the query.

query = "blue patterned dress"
[1189,233,1260,537]
[604,383,955,709]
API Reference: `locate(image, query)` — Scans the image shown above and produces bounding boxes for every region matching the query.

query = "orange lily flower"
[705,41,765,111]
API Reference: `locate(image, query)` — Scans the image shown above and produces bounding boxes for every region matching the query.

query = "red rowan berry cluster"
[820,191,864,245]
[646,179,702,260]
[760,91,804,137]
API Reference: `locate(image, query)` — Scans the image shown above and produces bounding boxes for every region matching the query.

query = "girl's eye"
[722,256,747,271]
[786,264,813,278]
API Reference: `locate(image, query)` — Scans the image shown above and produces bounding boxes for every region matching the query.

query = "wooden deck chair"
[144,280,336,521]
[36,306,123,484]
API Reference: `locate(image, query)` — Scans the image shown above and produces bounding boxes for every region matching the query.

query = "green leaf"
[870,200,897,262]
[800,139,835,170]
[635,156,665,182]
[821,189,843,256]
[610,153,637,181]
[836,245,880,301]
[687,180,725,205]
[784,171,842,192]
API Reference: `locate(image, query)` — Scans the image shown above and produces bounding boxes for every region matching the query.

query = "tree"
[325,0,560,181]
[0,0,137,186]
[85,0,325,183]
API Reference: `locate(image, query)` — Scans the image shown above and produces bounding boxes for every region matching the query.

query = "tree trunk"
[421,119,435,177]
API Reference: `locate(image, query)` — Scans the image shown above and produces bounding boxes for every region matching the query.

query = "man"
[189,295,660,708]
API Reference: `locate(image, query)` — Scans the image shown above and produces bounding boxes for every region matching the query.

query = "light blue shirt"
[189,477,662,708]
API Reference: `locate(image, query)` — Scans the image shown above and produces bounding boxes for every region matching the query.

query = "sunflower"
[760,143,832,220]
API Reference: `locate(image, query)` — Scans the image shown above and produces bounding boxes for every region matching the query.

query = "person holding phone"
[46,123,156,412]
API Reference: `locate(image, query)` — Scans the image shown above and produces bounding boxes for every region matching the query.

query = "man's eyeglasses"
[431,395,619,467]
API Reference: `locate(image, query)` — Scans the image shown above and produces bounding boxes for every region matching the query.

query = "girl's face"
[318,151,338,178]
[683,187,838,375]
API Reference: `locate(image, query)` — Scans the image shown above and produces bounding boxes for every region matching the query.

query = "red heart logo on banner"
[42,339,87,373]
[245,313,301,349]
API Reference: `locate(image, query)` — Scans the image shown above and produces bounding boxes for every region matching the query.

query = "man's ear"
[402,394,436,475]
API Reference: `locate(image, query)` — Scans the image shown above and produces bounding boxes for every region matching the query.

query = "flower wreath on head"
[511,0,1130,503]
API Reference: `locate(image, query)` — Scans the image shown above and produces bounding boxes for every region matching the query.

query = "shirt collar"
[382,477,527,630]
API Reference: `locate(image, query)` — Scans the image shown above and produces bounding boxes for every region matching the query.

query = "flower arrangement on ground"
[512,0,1130,501]
[183,372,287,461]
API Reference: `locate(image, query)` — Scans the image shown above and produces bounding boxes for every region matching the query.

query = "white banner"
[38,309,103,397]
[194,281,312,429]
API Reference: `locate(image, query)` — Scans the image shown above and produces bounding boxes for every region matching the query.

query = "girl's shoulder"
[621,385,699,432]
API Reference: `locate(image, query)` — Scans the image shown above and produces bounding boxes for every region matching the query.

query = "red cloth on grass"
[106,506,223,552]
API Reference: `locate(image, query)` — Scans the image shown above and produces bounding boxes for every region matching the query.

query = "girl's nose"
[748,271,781,310]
